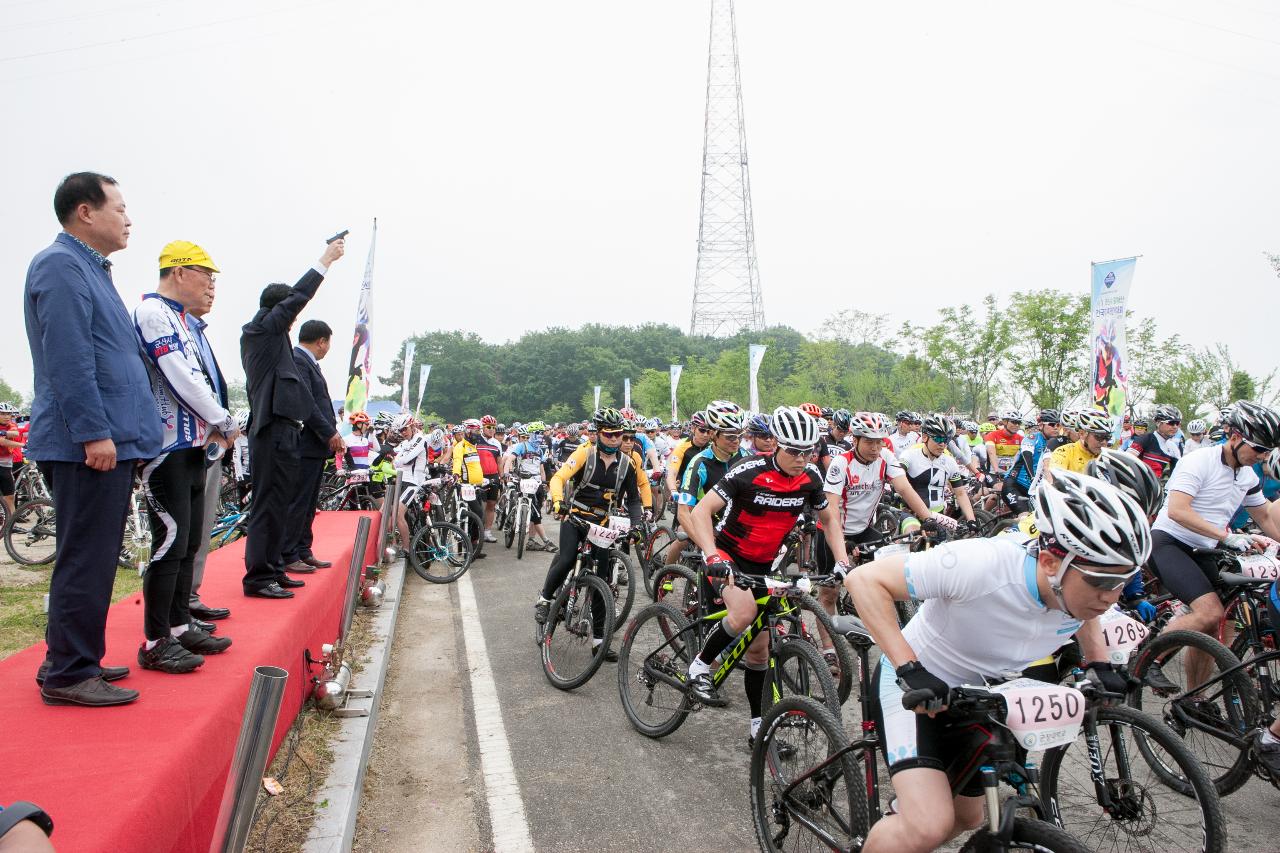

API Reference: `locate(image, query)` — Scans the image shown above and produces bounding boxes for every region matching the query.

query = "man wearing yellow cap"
[131,242,240,673]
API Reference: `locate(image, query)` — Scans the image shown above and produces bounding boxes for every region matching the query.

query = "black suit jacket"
[293,346,338,458]
[240,268,324,435]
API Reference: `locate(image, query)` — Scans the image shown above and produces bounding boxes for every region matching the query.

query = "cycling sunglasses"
[926,434,952,444]
[716,430,743,440]
[693,426,713,435]
[599,429,624,439]
[778,445,817,458]
[1063,556,1140,591]
[1243,437,1274,455]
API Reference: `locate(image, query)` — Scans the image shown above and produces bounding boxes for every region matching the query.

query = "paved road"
[370,519,1278,852]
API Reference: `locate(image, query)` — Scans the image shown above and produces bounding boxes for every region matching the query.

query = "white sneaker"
[483,530,497,543]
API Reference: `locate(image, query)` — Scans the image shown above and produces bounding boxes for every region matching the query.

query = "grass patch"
[244,605,379,852]
[0,564,143,660]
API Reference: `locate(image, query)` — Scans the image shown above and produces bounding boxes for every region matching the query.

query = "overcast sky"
[4,0,1278,404]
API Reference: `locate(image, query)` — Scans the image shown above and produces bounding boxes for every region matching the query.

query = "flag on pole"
[669,365,682,421]
[1089,257,1138,440]
[415,365,432,417]
[343,219,376,415]
[399,340,416,412]
[748,344,767,412]
[593,385,601,411]
[624,378,631,409]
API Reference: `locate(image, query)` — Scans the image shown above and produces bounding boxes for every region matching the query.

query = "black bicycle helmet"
[1086,448,1163,519]
[592,407,623,430]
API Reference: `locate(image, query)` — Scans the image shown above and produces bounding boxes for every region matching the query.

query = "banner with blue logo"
[1090,257,1138,440]
[344,219,377,416]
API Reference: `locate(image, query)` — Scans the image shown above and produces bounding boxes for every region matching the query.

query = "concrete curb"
[302,556,407,853]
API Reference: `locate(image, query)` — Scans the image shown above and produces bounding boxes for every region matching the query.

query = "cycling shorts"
[1268,582,1279,640]
[1148,530,1222,606]
[399,485,421,508]
[869,657,985,796]
[0,466,12,498]
[815,526,882,574]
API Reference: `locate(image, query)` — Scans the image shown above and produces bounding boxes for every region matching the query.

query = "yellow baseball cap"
[158,240,220,272]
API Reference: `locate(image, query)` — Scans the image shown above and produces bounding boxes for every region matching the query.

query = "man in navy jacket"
[24,172,162,707]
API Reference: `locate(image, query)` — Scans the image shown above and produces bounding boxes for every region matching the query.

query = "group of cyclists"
[378,393,1279,852]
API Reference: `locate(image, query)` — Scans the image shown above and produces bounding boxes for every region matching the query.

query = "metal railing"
[340,515,372,642]
[209,665,289,853]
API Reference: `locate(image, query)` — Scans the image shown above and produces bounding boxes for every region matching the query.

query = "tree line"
[368,288,1277,423]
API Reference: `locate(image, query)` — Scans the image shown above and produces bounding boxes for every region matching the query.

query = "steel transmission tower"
[690,0,766,337]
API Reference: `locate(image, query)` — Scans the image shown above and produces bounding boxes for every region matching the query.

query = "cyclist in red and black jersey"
[682,405,851,741]
[1127,404,1184,479]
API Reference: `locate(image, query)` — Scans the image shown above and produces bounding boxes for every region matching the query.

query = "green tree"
[917,295,1012,417]
[1008,289,1090,409]
[0,375,23,407]
[542,403,574,424]
[1229,370,1256,402]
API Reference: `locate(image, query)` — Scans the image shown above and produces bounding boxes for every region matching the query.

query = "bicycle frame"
[1156,646,1280,750]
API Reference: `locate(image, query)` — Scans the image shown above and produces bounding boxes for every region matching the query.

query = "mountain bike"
[618,568,839,739]
[119,484,151,572]
[4,497,56,565]
[406,478,473,583]
[501,460,543,559]
[210,506,249,550]
[750,614,1089,853]
[538,515,620,691]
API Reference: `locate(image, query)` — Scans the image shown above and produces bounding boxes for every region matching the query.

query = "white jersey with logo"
[897,445,963,512]
[889,430,920,459]
[1152,444,1266,549]
[900,537,1082,686]
[823,447,904,535]
[393,433,430,487]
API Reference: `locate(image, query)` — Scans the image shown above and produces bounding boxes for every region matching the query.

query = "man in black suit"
[282,319,344,574]
[240,239,345,598]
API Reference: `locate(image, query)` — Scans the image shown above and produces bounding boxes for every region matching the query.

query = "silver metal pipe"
[341,515,372,641]
[210,665,289,853]
[379,475,402,564]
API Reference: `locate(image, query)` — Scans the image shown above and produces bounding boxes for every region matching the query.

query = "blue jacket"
[23,233,162,462]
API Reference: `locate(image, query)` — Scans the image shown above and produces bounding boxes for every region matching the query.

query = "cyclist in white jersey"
[838,469,1152,853]
[896,414,978,533]
[391,414,429,551]
[889,410,921,459]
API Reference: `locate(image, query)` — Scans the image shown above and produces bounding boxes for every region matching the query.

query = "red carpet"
[0,511,379,853]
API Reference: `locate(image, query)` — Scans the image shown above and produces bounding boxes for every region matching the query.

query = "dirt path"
[352,576,481,852]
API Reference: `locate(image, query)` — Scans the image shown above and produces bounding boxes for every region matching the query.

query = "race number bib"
[586,523,621,549]
[519,477,540,495]
[461,484,477,501]
[990,679,1085,751]
[1098,606,1149,665]
[346,469,370,483]
[607,516,631,534]
[1237,552,1280,581]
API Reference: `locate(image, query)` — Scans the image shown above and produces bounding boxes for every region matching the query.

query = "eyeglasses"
[717,430,743,441]
[1243,437,1274,455]
[183,266,216,284]
[927,435,951,444]
[621,432,636,439]
[694,426,713,435]
[778,446,817,458]
[599,429,624,439]
[1072,562,1140,591]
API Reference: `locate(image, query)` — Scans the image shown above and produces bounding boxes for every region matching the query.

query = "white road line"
[456,571,535,853]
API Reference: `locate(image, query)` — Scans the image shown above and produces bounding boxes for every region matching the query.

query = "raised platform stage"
[0,511,379,853]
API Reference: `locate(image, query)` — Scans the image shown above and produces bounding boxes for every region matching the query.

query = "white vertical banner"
[624,377,631,409]
[399,340,416,412]
[669,365,682,421]
[748,344,768,412]
[593,385,601,410]
[1089,257,1138,441]
[415,364,432,417]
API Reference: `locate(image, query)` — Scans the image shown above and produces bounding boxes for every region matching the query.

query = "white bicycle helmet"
[391,413,413,432]
[849,411,892,439]
[1075,408,1113,437]
[704,400,745,431]
[1266,448,1280,482]
[1034,469,1152,568]
[1186,418,1208,436]
[428,427,446,448]
[1059,409,1080,431]
[771,406,819,450]
[0,402,19,416]
[1002,409,1023,423]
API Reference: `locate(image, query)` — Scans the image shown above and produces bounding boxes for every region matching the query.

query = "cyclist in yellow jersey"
[1029,408,1114,493]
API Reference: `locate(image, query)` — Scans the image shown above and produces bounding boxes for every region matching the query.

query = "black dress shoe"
[41,676,139,707]
[284,560,317,574]
[278,576,305,588]
[191,617,218,634]
[190,604,231,621]
[245,582,294,599]
[36,663,130,686]
[303,556,332,568]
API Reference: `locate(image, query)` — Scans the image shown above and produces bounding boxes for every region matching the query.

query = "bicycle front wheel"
[515,501,529,560]
[408,522,472,583]
[958,817,1092,853]
[1126,628,1259,795]
[1040,703,1227,853]
[603,549,637,627]
[617,601,694,738]
[750,695,866,853]
[542,573,614,691]
[767,636,841,718]
[5,499,57,566]
[642,525,676,599]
